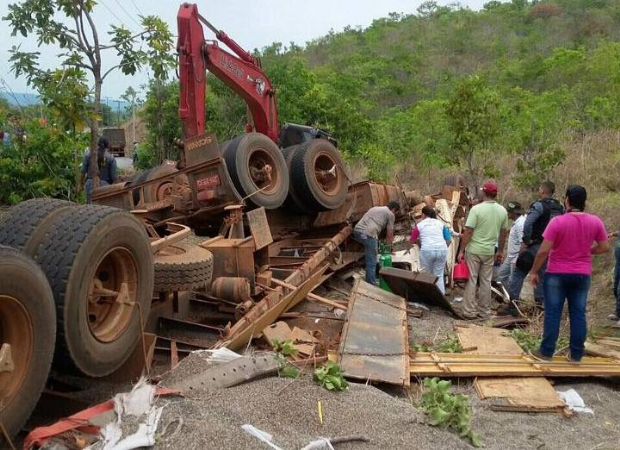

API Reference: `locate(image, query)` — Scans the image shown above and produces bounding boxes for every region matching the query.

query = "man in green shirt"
[457,181,510,319]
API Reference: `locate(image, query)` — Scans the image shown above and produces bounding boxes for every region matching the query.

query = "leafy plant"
[272,339,299,358]
[272,339,300,379]
[413,335,463,353]
[421,377,482,447]
[510,329,568,354]
[314,362,348,392]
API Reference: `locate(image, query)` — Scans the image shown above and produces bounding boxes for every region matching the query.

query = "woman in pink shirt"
[529,185,610,362]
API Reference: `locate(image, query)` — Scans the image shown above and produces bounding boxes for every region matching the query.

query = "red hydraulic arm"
[177,3,280,143]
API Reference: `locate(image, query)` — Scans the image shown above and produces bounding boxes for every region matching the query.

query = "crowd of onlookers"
[381,179,617,364]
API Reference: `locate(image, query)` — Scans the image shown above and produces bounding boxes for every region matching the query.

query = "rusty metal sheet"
[338,279,409,386]
[379,266,455,312]
[247,207,273,250]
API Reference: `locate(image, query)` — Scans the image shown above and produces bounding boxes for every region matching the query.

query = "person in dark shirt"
[507,181,564,307]
[82,137,118,203]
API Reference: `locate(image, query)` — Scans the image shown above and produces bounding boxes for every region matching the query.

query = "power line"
[129,0,145,18]
[112,0,142,28]
[99,0,136,32]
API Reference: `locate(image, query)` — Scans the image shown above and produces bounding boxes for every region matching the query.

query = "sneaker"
[497,305,519,317]
[608,313,619,321]
[528,350,552,361]
[458,312,478,320]
[612,320,620,329]
[566,354,581,364]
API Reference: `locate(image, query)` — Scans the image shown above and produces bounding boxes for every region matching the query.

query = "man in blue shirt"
[507,181,564,307]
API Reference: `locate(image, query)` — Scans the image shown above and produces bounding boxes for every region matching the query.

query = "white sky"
[0,0,487,99]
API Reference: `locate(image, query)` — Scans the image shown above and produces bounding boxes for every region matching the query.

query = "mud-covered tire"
[222,133,289,209]
[154,242,213,292]
[0,246,56,439]
[35,205,154,377]
[0,198,76,257]
[289,139,348,211]
[281,145,312,214]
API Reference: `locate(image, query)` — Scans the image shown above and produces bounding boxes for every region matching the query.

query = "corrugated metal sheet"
[338,279,409,386]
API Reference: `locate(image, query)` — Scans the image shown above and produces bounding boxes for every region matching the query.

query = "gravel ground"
[156,375,469,450]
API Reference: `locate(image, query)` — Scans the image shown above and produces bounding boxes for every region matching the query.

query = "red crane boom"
[177,3,280,143]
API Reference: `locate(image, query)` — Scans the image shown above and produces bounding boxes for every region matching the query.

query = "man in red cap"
[458,181,510,319]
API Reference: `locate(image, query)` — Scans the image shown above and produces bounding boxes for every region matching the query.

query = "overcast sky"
[0,0,487,99]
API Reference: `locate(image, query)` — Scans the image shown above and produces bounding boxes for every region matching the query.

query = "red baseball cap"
[482,181,498,195]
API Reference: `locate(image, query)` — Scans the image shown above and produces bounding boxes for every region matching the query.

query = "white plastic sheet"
[557,388,594,415]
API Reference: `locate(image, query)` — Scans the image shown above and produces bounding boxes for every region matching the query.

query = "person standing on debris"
[410,206,452,294]
[529,185,609,362]
[457,181,510,319]
[608,231,620,328]
[354,201,400,286]
[495,202,526,314]
[81,137,118,203]
[507,181,564,307]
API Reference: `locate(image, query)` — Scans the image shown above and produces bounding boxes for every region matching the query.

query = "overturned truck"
[0,3,416,442]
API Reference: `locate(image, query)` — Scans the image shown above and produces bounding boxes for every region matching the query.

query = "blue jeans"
[353,231,378,285]
[540,273,591,361]
[614,246,620,317]
[420,248,448,294]
[507,245,546,302]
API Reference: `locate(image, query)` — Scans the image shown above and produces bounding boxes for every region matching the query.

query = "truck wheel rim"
[313,152,342,197]
[248,148,280,195]
[0,295,34,408]
[87,247,139,343]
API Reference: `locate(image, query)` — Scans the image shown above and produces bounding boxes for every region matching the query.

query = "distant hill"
[0,91,40,107]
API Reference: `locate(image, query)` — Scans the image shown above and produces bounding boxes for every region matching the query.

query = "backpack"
[530,198,564,244]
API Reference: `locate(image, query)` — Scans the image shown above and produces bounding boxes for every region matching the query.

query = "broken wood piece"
[290,326,318,356]
[339,279,410,386]
[585,341,620,360]
[271,277,347,311]
[455,325,523,355]
[263,321,293,346]
[475,378,564,413]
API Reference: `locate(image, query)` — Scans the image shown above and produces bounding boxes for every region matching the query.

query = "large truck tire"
[132,161,186,205]
[289,139,348,212]
[35,205,154,377]
[281,145,312,214]
[154,242,214,292]
[0,198,76,257]
[0,246,56,439]
[222,133,289,209]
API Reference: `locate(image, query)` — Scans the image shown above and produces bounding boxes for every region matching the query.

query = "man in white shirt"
[496,201,526,287]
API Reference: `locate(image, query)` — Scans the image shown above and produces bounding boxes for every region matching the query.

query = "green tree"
[446,76,502,184]
[4,0,174,184]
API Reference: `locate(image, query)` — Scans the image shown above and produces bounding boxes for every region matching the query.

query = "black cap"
[506,201,524,214]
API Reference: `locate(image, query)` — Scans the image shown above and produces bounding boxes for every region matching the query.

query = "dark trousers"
[353,231,378,285]
[540,273,591,361]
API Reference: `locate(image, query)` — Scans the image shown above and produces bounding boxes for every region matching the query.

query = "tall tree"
[4,0,174,185]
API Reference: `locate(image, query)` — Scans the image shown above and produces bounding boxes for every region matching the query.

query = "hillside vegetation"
[140,0,620,199]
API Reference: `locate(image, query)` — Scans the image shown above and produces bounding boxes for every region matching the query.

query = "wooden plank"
[339,279,410,386]
[585,341,620,359]
[456,325,523,355]
[263,321,293,346]
[456,324,563,412]
[475,378,565,412]
[410,352,620,377]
